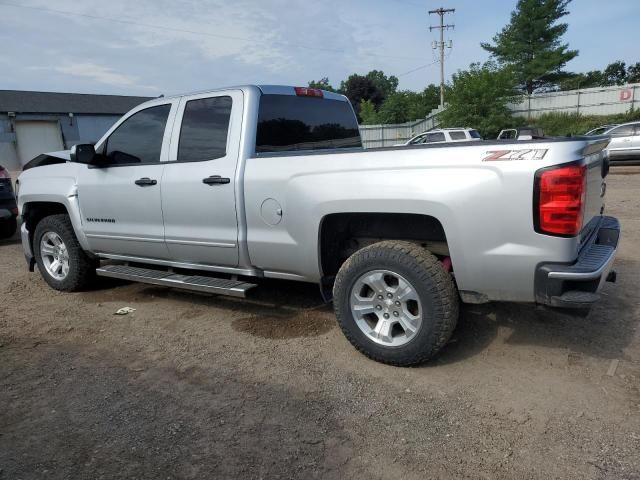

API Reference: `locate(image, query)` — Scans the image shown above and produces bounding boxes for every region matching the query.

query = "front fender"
[18,164,91,252]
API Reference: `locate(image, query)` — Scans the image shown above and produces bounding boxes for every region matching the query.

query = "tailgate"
[580,138,610,244]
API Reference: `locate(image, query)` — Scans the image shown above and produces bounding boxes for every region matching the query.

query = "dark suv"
[0,165,18,239]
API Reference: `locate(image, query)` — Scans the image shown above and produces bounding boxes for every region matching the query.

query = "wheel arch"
[22,201,91,254]
[317,212,451,299]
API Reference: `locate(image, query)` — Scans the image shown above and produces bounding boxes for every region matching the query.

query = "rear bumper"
[535,216,620,308]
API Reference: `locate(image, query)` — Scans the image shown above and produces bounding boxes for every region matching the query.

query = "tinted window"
[449,131,466,140]
[409,134,427,145]
[609,125,634,136]
[426,132,446,143]
[178,96,232,162]
[104,104,171,165]
[469,130,481,139]
[256,94,361,153]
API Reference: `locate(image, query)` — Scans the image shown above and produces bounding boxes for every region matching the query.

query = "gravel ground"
[1,168,639,479]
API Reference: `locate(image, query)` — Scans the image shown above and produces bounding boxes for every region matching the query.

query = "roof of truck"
[151,85,348,103]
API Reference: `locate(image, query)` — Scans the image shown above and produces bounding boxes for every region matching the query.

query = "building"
[0,90,153,170]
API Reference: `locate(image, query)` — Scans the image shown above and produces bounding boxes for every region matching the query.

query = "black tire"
[0,216,17,239]
[33,214,96,291]
[333,240,459,366]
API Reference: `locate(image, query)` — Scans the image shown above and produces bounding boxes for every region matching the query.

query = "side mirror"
[69,144,96,164]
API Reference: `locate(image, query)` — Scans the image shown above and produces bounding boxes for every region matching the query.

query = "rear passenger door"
[161,90,243,267]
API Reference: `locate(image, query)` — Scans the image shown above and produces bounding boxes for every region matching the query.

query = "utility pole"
[429,7,455,108]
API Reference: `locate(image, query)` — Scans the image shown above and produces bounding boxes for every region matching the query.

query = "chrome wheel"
[349,269,423,347]
[40,231,70,280]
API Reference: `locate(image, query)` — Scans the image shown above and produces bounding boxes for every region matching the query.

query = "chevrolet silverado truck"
[16,85,620,366]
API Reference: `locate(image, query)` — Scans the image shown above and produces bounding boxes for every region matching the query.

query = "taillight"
[535,163,586,236]
[294,87,323,98]
[0,167,9,179]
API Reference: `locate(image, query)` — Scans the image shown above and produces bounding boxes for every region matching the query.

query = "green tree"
[439,62,522,138]
[307,77,337,92]
[602,61,627,86]
[481,0,578,94]
[627,62,640,84]
[339,74,385,118]
[375,86,441,124]
[557,70,604,90]
[365,70,399,98]
[359,99,379,124]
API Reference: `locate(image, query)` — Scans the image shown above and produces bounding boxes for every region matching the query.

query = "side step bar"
[96,264,257,298]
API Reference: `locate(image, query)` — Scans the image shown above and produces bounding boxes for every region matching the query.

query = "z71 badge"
[482,149,548,161]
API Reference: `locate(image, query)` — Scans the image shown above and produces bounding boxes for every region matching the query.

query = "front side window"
[103,104,171,165]
[178,96,232,162]
[608,125,634,136]
[449,131,466,140]
[256,94,361,153]
[409,134,427,145]
[426,132,446,143]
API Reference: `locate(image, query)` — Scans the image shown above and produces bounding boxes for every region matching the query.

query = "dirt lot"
[1,169,639,480]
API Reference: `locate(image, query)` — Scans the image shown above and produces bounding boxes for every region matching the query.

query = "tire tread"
[333,241,458,366]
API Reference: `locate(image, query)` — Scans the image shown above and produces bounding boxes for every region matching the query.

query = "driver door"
[77,100,178,259]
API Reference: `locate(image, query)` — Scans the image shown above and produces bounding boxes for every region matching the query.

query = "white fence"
[359,83,640,148]
[509,83,640,118]
[359,106,445,149]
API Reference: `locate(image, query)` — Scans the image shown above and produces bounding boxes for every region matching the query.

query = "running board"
[96,264,257,298]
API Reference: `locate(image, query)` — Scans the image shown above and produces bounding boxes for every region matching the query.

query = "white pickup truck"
[17,85,620,366]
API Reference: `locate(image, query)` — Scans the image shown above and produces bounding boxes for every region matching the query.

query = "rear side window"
[256,94,362,153]
[469,130,481,139]
[449,131,466,140]
[178,96,232,162]
[104,104,171,165]
[426,132,445,143]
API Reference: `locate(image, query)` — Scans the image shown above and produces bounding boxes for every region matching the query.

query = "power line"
[397,60,439,77]
[428,7,455,107]
[0,1,426,62]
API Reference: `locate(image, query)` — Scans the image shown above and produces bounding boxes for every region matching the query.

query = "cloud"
[55,63,137,87]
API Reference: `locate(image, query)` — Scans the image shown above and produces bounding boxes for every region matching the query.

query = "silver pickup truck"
[16,85,620,366]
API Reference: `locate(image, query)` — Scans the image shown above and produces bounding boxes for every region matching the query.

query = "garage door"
[15,121,64,167]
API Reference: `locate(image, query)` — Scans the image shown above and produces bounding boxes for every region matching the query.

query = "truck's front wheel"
[333,241,458,366]
[33,214,96,291]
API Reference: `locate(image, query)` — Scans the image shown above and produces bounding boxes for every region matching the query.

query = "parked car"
[401,128,482,146]
[598,122,640,163]
[0,165,18,239]
[498,127,544,140]
[585,125,618,136]
[17,84,619,366]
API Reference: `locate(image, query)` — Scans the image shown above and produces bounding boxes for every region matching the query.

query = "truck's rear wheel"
[33,214,95,291]
[333,241,458,366]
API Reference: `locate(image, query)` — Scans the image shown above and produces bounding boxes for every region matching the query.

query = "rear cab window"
[255,94,362,153]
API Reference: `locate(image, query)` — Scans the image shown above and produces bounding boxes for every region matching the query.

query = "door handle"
[202,175,231,185]
[134,177,157,186]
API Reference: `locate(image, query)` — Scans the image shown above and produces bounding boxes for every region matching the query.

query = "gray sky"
[1,0,638,96]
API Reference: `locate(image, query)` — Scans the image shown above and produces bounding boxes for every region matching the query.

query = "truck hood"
[23,150,71,171]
